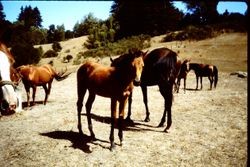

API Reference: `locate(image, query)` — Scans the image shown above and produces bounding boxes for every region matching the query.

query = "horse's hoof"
[110,143,116,151]
[163,128,169,133]
[158,122,165,127]
[125,117,134,124]
[144,118,150,122]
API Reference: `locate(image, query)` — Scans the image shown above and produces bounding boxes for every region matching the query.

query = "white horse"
[0,42,22,115]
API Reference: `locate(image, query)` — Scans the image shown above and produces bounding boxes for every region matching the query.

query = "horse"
[16,64,70,107]
[175,59,190,93]
[188,63,218,90]
[126,47,181,132]
[76,49,145,151]
[0,42,22,115]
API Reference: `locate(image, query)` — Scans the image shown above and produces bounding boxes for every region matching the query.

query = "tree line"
[0,0,247,66]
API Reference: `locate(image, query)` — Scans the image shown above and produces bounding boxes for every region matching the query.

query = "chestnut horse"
[17,64,70,107]
[127,47,181,132]
[188,63,218,90]
[0,42,22,115]
[76,49,145,150]
[175,59,190,93]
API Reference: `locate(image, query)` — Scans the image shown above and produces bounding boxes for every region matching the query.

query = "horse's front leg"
[118,97,128,147]
[126,92,133,122]
[32,86,37,106]
[208,76,213,90]
[42,84,48,105]
[110,99,117,151]
[184,77,186,93]
[86,93,96,140]
[195,75,199,90]
[141,85,150,122]
[200,77,203,90]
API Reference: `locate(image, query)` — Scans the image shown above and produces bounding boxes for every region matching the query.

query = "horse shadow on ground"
[81,113,162,132]
[40,130,110,153]
[22,100,44,108]
[40,113,166,152]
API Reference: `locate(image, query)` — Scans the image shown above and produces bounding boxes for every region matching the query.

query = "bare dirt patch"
[0,33,247,166]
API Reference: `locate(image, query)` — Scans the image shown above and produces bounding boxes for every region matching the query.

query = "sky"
[2,1,248,31]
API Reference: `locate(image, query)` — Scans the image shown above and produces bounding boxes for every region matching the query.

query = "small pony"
[175,59,190,93]
[76,49,145,151]
[0,42,22,115]
[188,63,218,90]
[17,64,70,107]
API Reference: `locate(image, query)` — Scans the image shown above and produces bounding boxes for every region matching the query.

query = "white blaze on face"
[133,56,144,84]
[0,51,18,111]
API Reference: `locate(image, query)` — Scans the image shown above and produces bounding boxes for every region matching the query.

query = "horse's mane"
[0,42,15,65]
[111,49,143,67]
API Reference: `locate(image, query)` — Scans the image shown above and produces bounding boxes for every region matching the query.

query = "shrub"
[43,49,58,58]
[11,43,42,67]
[63,54,73,63]
[52,41,62,52]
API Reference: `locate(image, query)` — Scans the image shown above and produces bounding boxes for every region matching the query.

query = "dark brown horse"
[127,47,181,132]
[17,64,70,107]
[77,49,145,151]
[175,59,190,93]
[0,42,22,114]
[188,63,218,90]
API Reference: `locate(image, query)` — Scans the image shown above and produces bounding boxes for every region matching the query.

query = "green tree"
[111,0,183,39]
[0,1,6,21]
[18,5,42,29]
[11,43,42,67]
[183,0,219,25]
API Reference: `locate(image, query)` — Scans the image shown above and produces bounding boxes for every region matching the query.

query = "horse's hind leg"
[159,83,173,129]
[141,85,150,122]
[76,87,86,135]
[110,99,117,151]
[85,92,96,140]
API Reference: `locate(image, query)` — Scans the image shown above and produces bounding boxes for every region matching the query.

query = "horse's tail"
[53,67,71,81]
[213,65,218,88]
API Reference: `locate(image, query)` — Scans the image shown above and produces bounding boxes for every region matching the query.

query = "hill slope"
[37,32,247,72]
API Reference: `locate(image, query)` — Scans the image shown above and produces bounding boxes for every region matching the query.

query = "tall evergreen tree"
[183,0,219,25]
[0,1,5,21]
[111,0,183,39]
[17,5,42,29]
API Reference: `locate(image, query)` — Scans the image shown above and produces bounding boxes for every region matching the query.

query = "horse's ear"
[110,57,114,63]
[144,50,149,56]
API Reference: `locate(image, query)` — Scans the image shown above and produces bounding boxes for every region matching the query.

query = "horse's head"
[111,48,146,86]
[0,53,20,115]
[10,66,22,85]
[182,59,191,72]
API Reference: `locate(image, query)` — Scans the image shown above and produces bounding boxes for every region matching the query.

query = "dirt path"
[0,71,247,166]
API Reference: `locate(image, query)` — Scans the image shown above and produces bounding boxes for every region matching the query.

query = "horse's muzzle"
[0,100,16,115]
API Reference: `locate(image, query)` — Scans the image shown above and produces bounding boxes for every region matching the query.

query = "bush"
[63,55,73,63]
[81,34,151,58]
[162,26,214,42]
[11,43,42,67]
[43,49,58,58]
[52,41,62,52]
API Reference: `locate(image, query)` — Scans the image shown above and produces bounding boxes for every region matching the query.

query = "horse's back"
[141,47,178,85]
[18,65,55,84]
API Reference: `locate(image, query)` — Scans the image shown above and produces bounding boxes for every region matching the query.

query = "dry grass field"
[0,32,247,166]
